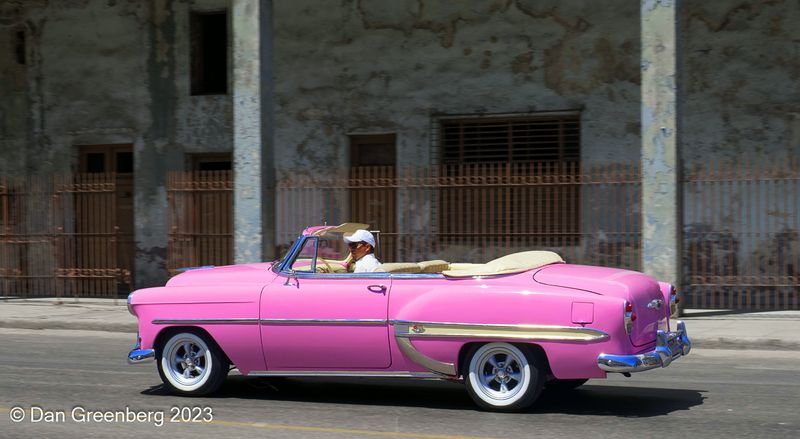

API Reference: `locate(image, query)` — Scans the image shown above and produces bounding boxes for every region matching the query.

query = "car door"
[260,238,392,370]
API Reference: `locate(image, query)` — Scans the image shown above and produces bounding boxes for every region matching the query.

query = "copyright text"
[9,405,213,427]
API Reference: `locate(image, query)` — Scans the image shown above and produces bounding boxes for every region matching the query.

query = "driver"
[343,229,381,273]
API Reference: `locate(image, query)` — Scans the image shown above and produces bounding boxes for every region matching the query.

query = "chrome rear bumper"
[597,320,691,373]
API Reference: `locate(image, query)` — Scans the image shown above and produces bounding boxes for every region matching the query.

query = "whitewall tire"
[156,331,229,396]
[464,343,544,411]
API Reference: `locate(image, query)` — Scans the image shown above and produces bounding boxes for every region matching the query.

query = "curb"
[0,320,136,333]
[689,338,800,352]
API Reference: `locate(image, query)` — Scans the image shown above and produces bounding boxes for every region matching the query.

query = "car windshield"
[276,233,352,273]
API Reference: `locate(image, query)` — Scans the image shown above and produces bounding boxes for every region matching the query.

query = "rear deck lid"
[533,264,664,346]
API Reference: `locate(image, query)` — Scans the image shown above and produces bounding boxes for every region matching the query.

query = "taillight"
[624,301,636,333]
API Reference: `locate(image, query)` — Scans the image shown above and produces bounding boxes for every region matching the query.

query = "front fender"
[129,284,266,374]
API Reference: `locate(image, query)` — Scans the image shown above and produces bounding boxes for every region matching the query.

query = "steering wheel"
[316,257,334,273]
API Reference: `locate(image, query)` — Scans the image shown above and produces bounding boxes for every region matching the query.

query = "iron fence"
[3,161,797,309]
[0,173,131,297]
[166,170,233,278]
[277,163,641,269]
[682,160,799,309]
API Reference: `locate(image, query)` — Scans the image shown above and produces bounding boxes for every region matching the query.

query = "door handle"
[367,284,386,293]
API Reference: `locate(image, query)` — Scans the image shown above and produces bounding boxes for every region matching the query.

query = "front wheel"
[156,331,229,396]
[464,343,545,411]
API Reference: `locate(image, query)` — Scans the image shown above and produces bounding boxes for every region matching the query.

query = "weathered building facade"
[1,0,798,308]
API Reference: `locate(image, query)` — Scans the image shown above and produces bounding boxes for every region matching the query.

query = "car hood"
[166,263,277,287]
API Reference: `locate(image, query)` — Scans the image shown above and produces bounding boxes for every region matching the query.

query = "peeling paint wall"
[682,0,800,280]
[0,2,30,174]
[271,0,800,172]
[272,0,643,179]
[271,0,799,244]
[0,0,233,287]
[271,0,644,242]
[2,0,799,286]
[683,1,800,163]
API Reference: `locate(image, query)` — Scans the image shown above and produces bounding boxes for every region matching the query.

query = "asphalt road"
[0,328,798,439]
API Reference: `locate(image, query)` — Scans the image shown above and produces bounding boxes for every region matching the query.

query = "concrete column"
[232,0,275,263]
[135,0,182,288]
[641,1,682,293]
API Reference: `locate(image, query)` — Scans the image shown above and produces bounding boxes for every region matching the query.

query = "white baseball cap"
[343,229,376,247]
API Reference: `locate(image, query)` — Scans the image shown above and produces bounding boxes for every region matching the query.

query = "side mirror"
[283,270,298,288]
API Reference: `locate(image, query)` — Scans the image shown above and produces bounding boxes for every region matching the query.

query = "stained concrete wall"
[684,1,800,164]
[0,1,39,175]
[0,0,232,287]
[272,0,643,178]
[682,1,800,278]
[2,0,799,284]
[271,0,800,172]
[271,0,645,244]
[270,0,799,243]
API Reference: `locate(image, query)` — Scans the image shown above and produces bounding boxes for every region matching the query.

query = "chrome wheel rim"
[474,347,526,401]
[165,336,211,387]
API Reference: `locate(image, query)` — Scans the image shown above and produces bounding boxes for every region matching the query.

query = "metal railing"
[166,171,233,277]
[3,161,797,309]
[0,174,132,297]
[682,160,799,309]
[277,163,641,268]
[277,161,798,310]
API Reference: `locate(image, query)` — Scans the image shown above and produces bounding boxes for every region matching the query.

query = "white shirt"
[354,253,381,273]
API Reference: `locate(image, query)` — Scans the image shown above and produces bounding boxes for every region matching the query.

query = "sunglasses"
[347,242,365,249]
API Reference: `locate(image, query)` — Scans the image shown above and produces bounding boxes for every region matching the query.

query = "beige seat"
[447,263,483,271]
[442,251,564,277]
[417,260,449,273]
[373,262,420,273]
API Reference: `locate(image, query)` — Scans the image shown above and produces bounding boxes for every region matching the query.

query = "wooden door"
[78,145,134,292]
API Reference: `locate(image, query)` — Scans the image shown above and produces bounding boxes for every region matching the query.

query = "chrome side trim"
[395,337,457,376]
[152,318,388,326]
[152,318,259,325]
[259,318,387,326]
[391,320,610,342]
[289,271,391,279]
[246,370,443,379]
[390,320,609,377]
[597,320,692,373]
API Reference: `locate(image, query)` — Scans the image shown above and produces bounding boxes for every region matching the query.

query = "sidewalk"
[0,297,137,333]
[0,297,798,351]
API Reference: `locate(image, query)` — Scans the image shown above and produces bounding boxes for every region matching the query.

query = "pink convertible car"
[127,223,691,411]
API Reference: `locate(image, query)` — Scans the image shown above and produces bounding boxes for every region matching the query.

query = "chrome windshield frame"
[275,235,306,273]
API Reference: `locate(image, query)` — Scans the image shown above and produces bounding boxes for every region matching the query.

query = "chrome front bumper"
[127,333,155,364]
[597,320,691,373]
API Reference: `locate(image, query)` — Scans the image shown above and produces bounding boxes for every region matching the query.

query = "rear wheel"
[156,331,229,396]
[464,343,544,411]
